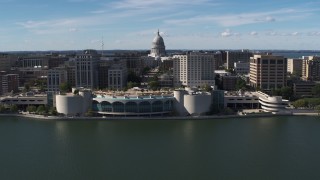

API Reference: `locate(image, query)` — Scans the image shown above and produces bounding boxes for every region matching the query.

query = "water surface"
[0,116,320,179]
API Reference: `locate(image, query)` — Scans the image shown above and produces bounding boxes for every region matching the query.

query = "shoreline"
[0,112,318,121]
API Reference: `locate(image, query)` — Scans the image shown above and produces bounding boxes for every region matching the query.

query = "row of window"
[92,100,173,113]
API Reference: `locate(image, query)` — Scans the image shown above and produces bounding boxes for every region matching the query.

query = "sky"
[0,0,320,51]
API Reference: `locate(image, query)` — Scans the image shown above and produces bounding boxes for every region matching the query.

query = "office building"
[234,61,250,74]
[173,52,215,87]
[47,68,68,92]
[75,50,99,89]
[287,58,302,76]
[0,73,19,95]
[226,50,252,69]
[249,54,287,90]
[302,56,320,81]
[108,63,128,90]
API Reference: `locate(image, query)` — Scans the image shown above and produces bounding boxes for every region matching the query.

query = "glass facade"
[92,98,174,115]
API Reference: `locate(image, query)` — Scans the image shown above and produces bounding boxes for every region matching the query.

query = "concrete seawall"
[0,112,318,121]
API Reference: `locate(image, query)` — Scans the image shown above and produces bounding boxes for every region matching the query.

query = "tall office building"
[287,58,303,76]
[0,73,19,95]
[75,50,99,89]
[47,67,67,92]
[108,63,128,90]
[302,56,320,81]
[249,54,287,90]
[0,54,16,71]
[226,50,252,69]
[173,52,215,87]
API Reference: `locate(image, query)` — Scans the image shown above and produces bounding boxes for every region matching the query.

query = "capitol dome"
[149,29,166,58]
[153,31,165,46]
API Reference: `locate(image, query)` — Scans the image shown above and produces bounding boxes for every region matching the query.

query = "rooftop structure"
[149,30,166,58]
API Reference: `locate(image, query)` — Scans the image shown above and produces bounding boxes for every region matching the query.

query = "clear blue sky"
[0,0,319,51]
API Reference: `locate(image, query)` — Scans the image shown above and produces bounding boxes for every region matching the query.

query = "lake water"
[1,115,320,180]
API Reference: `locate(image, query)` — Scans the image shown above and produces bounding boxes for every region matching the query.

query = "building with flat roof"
[173,52,215,87]
[47,67,67,92]
[293,81,317,98]
[302,56,320,81]
[222,76,238,91]
[93,94,174,117]
[234,61,250,74]
[0,73,19,95]
[249,54,287,90]
[287,58,302,76]
[75,50,99,89]
[226,50,252,69]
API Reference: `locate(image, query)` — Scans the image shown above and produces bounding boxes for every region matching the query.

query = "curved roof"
[152,30,165,46]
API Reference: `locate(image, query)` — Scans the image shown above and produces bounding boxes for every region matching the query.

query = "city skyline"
[0,0,320,51]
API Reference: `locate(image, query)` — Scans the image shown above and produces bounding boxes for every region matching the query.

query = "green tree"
[0,105,6,113]
[142,67,151,75]
[312,84,320,97]
[202,84,212,92]
[148,81,159,91]
[49,107,58,116]
[127,71,141,84]
[127,81,138,89]
[271,88,282,96]
[26,105,37,113]
[59,82,71,93]
[281,86,293,100]
[308,98,320,109]
[235,78,247,90]
[222,107,235,115]
[151,74,159,82]
[73,89,79,95]
[36,105,46,114]
[9,104,18,113]
[292,99,308,108]
[315,105,320,115]
[24,83,30,92]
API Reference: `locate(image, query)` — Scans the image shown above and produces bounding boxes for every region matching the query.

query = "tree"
[292,99,308,108]
[9,104,18,113]
[0,105,6,113]
[312,84,320,97]
[24,83,30,92]
[214,74,222,90]
[142,67,151,75]
[148,81,159,91]
[308,98,320,109]
[202,84,212,92]
[36,105,46,114]
[59,82,71,93]
[280,86,293,100]
[26,105,37,113]
[127,71,141,84]
[49,107,58,116]
[127,81,138,89]
[73,89,79,95]
[151,75,158,82]
[235,78,247,90]
[271,88,282,96]
[315,105,320,115]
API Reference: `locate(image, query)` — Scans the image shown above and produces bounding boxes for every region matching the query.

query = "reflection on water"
[182,121,195,143]
[1,116,320,179]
